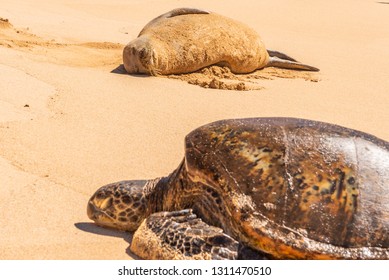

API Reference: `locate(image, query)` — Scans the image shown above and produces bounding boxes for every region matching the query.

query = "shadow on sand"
[75,222,139,259]
[110,64,151,79]
[110,64,127,74]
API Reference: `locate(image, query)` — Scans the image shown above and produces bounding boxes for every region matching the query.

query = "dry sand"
[0,0,388,259]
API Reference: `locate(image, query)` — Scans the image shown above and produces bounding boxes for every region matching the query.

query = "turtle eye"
[100,197,113,210]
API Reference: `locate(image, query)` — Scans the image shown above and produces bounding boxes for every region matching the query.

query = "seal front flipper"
[267,56,320,71]
[130,209,240,259]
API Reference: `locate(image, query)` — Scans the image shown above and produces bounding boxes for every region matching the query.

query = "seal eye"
[139,48,148,59]
[100,197,113,210]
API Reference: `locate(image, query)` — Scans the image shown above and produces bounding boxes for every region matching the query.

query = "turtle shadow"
[74,222,140,259]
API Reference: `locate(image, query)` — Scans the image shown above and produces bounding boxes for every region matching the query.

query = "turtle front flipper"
[130,209,240,260]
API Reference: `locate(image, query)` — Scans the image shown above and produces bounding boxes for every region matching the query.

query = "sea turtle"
[123,8,319,75]
[87,118,389,259]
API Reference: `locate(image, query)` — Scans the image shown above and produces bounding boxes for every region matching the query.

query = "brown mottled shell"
[183,118,389,259]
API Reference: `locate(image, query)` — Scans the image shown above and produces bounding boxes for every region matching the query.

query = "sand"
[0,0,388,260]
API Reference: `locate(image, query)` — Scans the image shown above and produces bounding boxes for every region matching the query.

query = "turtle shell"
[183,118,389,259]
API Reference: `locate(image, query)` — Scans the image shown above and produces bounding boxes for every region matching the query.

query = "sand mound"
[79,42,123,50]
[0,17,12,28]
[0,20,123,67]
[168,65,319,91]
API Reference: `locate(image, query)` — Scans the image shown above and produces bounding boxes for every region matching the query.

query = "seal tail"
[267,56,319,72]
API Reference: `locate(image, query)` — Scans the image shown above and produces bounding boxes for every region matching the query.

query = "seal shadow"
[110,64,127,74]
[74,222,140,259]
[110,64,149,78]
[377,1,389,3]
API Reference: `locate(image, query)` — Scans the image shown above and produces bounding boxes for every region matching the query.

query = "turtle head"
[87,180,151,231]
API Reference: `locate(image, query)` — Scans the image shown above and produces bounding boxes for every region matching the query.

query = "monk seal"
[123,8,319,75]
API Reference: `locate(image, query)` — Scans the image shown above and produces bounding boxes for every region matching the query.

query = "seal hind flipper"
[267,56,320,71]
[267,50,298,62]
[130,209,240,259]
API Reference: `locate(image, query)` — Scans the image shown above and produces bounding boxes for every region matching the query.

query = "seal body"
[88,118,389,259]
[123,8,319,75]
[123,9,268,75]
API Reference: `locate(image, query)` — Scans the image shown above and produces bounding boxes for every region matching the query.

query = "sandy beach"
[0,0,388,259]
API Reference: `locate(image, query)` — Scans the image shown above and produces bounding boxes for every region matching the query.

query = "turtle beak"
[87,196,113,222]
[87,200,98,220]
